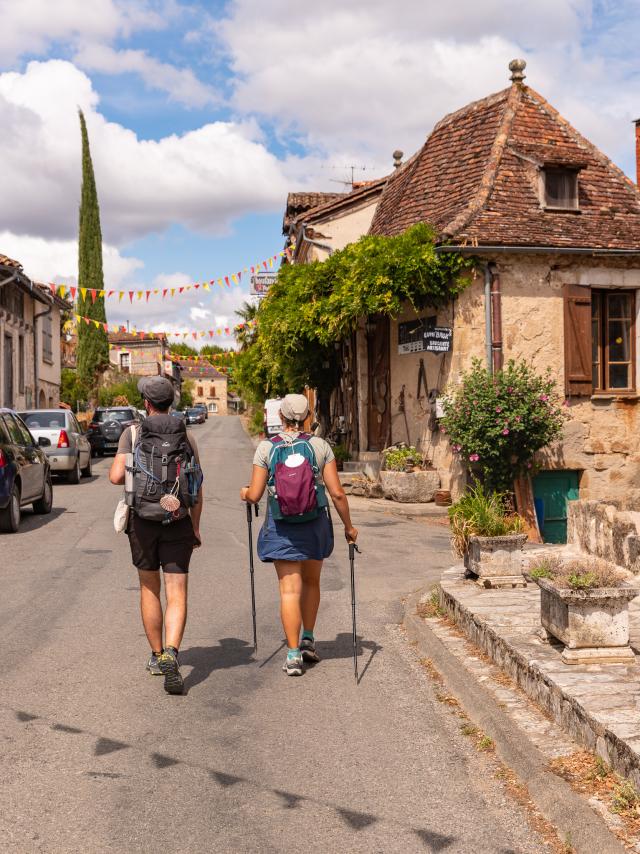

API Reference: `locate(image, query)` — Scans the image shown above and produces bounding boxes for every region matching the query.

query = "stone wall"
[567,499,640,573]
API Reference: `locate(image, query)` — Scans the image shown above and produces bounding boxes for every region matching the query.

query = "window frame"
[119,351,131,373]
[540,166,580,212]
[42,313,53,364]
[591,289,636,395]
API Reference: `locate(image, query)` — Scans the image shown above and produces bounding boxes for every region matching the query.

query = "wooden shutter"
[563,283,592,396]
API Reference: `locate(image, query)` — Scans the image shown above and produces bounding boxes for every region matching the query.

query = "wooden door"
[3,335,13,408]
[367,316,390,451]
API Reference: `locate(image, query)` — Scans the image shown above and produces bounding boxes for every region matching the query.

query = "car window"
[21,412,65,429]
[71,415,82,433]
[93,409,136,423]
[0,417,9,444]
[14,415,36,445]
[3,414,28,445]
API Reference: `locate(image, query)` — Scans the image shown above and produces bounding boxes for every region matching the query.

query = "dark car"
[185,408,205,425]
[88,406,140,456]
[193,403,208,420]
[0,409,53,533]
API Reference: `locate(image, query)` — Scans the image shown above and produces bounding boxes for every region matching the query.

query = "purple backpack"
[267,433,327,523]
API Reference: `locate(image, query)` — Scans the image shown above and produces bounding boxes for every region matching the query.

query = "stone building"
[107,331,181,403]
[0,253,67,409]
[178,361,228,414]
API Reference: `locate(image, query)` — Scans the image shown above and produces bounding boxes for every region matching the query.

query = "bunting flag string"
[69,312,256,340]
[48,245,293,303]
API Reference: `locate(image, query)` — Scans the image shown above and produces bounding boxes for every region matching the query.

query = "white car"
[19,409,92,483]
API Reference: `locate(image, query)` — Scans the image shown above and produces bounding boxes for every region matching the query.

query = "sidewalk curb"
[403,589,626,854]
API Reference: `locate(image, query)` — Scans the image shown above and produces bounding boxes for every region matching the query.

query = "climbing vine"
[236,223,475,401]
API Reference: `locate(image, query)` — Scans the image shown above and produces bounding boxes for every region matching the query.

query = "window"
[542,167,579,210]
[120,352,131,373]
[42,314,53,363]
[592,291,635,393]
[18,336,25,394]
[197,386,203,397]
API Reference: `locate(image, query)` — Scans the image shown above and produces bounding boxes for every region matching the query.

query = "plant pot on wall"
[535,576,639,665]
[465,533,528,589]
[379,469,440,503]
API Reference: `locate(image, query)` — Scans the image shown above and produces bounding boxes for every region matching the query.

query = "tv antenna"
[321,163,374,189]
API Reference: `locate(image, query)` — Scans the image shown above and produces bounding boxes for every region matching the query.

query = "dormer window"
[541,167,579,211]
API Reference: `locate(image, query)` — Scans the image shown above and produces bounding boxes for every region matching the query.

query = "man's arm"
[190,487,203,545]
[109,453,126,485]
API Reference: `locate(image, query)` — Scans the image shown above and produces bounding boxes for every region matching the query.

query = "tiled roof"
[370,83,640,250]
[294,176,388,226]
[282,192,347,231]
[108,331,167,344]
[178,360,227,379]
[0,253,22,269]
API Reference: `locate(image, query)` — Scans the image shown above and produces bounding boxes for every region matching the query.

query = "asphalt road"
[1,417,549,853]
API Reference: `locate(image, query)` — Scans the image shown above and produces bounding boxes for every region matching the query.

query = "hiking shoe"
[158,648,184,695]
[146,653,162,675]
[282,653,304,676]
[300,637,320,663]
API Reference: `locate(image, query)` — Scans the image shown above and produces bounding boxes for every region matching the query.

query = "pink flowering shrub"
[441,359,566,492]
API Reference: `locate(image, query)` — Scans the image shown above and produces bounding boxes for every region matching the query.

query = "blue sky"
[0,0,638,346]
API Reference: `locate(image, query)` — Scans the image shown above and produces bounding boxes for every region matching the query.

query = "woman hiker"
[240,394,358,676]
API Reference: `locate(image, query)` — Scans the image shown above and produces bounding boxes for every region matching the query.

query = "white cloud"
[215,0,638,178]
[190,305,211,321]
[0,230,143,287]
[73,43,216,108]
[0,60,289,244]
[153,271,191,289]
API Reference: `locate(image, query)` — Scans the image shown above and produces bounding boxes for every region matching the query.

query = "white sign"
[250,272,277,296]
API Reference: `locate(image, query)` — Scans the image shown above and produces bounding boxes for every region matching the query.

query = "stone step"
[343,458,381,480]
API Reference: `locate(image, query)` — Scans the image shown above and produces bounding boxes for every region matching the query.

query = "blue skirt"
[257,506,334,563]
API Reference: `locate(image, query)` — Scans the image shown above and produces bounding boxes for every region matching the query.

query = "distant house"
[0,253,68,409]
[107,331,181,403]
[178,361,228,415]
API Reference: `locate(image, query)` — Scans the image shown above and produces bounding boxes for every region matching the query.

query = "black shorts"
[127,514,196,573]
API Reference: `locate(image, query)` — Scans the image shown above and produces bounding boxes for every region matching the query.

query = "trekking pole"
[246,502,259,654]
[349,542,361,684]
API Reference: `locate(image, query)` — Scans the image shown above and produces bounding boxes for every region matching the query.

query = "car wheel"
[33,474,53,515]
[81,454,92,478]
[0,484,21,533]
[67,456,81,484]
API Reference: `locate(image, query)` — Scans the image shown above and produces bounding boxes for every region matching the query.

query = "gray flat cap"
[138,376,175,407]
[280,393,309,423]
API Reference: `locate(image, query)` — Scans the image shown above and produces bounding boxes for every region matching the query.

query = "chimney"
[392,149,404,170]
[636,119,640,185]
[509,58,526,84]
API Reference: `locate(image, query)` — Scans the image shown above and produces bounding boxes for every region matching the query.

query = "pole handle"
[348,542,361,560]
[254,504,259,518]
[246,501,252,523]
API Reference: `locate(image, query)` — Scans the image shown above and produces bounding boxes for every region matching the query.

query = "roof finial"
[392,149,404,169]
[509,58,526,84]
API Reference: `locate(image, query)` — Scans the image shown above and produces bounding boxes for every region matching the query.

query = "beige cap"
[280,393,309,423]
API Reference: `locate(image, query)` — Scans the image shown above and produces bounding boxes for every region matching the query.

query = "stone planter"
[536,577,639,665]
[465,534,528,589]
[379,469,440,503]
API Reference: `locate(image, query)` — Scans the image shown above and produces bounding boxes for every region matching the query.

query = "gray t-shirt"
[117,424,200,465]
[253,432,334,483]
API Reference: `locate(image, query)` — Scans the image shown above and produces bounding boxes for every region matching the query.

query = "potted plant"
[449,484,527,588]
[332,443,351,472]
[379,444,440,503]
[530,557,639,665]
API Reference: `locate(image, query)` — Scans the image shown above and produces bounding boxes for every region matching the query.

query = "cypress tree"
[76,110,109,389]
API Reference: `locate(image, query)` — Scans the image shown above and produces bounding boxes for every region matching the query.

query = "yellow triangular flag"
[80,288,87,300]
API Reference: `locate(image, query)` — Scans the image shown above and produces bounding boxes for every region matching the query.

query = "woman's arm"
[322,459,358,543]
[240,465,269,504]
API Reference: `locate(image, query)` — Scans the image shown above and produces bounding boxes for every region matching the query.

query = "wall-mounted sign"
[397,317,452,353]
[250,272,277,296]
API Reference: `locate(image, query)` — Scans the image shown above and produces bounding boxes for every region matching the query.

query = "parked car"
[193,403,208,420]
[185,408,206,425]
[137,409,147,420]
[19,409,92,483]
[170,410,186,422]
[0,409,53,533]
[88,406,141,456]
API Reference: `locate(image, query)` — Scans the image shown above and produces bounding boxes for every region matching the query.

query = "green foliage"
[76,110,109,389]
[441,358,566,493]
[382,444,423,471]
[448,483,524,556]
[97,374,144,408]
[531,556,625,590]
[612,779,640,814]
[248,406,265,436]
[529,565,553,580]
[179,378,194,410]
[332,443,351,464]
[170,343,198,357]
[235,223,474,400]
[60,368,89,410]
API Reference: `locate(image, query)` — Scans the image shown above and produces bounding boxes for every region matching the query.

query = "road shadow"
[311,633,382,684]
[17,506,67,532]
[180,637,255,692]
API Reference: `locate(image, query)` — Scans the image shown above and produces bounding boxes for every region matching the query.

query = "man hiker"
[110,376,203,695]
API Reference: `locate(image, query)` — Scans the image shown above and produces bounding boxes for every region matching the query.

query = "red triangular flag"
[179,287,185,294]
[162,289,168,299]
[129,291,134,303]
[90,289,97,303]
[224,276,230,287]
[70,287,77,299]
[145,291,150,302]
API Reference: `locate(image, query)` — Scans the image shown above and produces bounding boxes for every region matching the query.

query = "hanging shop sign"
[250,271,277,296]
[397,317,452,354]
